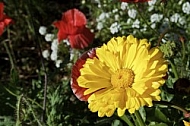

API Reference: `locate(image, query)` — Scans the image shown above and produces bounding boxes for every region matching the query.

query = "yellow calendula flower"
[183,120,190,126]
[71,35,168,117]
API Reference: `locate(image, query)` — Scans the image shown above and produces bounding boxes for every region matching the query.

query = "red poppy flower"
[0,2,12,36]
[71,48,96,101]
[120,0,150,2]
[53,8,94,49]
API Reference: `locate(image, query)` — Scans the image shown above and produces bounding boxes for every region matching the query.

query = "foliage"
[0,0,190,125]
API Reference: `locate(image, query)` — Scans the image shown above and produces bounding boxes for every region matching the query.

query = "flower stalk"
[119,114,134,126]
[134,110,146,126]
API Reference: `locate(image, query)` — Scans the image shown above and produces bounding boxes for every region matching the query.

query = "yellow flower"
[72,35,168,117]
[183,120,190,126]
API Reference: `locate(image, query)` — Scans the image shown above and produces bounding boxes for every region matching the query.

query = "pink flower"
[53,8,94,49]
[0,2,12,36]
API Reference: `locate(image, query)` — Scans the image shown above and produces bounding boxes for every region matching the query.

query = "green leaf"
[148,122,168,126]
[146,107,170,124]
[112,119,123,126]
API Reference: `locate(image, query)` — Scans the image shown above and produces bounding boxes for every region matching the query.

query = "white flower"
[128,9,137,19]
[148,6,154,12]
[170,13,180,23]
[150,13,163,23]
[151,23,156,29]
[127,18,132,24]
[63,39,70,46]
[170,13,185,25]
[121,2,128,10]
[114,14,119,21]
[112,9,118,13]
[182,2,190,14]
[97,22,103,30]
[148,0,156,12]
[110,22,121,34]
[45,33,54,42]
[70,50,74,61]
[96,12,110,22]
[39,26,47,35]
[50,51,58,61]
[178,16,186,25]
[51,39,58,52]
[148,0,156,6]
[178,0,183,5]
[42,50,49,59]
[55,60,62,68]
[132,19,140,28]
[140,26,147,32]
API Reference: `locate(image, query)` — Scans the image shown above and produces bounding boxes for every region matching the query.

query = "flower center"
[111,68,134,88]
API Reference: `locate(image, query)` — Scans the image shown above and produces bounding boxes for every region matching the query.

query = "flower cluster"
[40,8,95,67]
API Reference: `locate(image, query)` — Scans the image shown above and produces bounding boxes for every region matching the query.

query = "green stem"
[153,101,189,114]
[16,95,23,126]
[120,114,134,126]
[131,114,139,126]
[2,39,15,68]
[134,111,146,126]
[168,60,179,79]
[4,87,43,109]
[181,40,185,62]
[23,97,43,126]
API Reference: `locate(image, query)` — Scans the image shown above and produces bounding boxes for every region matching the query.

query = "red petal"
[53,21,69,42]
[62,8,86,26]
[69,27,94,49]
[0,3,4,20]
[3,16,12,26]
[71,48,96,101]
[0,22,4,35]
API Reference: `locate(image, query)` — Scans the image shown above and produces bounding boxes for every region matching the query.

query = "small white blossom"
[140,26,147,32]
[150,14,163,23]
[178,0,183,5]
[63,39,70,46]
[70,50,74,61]
[97,12,110,22]
[45,33,54,42]
[128,9,137,19]
[148,6,154,12]
[55,60,62,68]
[132,19,140,28]
[148,0,156,12]
[151,23,156,29]
[51,39,58,52]
[42,50,49,59]
[97,22,103,30]
[127,18,132,24]
[114,14,119,21]
[178,16,186,25]
[39,26,47,35]
[50,51,58,61]
[182,2,190,14]
[148,0,156,6]
[112,9,118,13]
[110,22,121,34]
[121,2,128,10]
[170,13,182,23]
